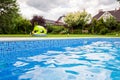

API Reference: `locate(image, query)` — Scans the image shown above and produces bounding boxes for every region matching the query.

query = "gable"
[99,11,113,21]
[93,9,120,22]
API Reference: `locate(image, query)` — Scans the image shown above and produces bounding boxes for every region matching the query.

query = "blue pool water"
[0,38,120,80]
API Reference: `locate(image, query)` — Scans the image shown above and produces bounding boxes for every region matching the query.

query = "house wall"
[98,12,113,21]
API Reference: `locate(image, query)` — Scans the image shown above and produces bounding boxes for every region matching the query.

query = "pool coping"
[0,37,120,41]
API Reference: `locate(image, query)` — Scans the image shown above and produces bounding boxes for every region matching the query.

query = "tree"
[90,17,119,34]
[14,16,32,34]
[31,15,46,27]
[116,23,120,32]
[105,17,117,31]
[117,0,120,3]
[0,0,19,34]
[64,10,91,33]
[89,18,97,34]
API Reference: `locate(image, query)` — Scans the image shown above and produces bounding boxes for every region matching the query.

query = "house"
[45,19,65,26]
[30,15,65,27]
[45,15,65,26]
[93,8,120,22]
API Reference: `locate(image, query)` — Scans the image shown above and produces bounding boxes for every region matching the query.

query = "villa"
[45,19,65,26]
[45,15,65,26]
[93,8,120,22]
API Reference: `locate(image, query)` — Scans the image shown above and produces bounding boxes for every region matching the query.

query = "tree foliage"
[117,0,120,2]
[31,15,46,27]
[64,10,91,30]
[89,17,118,34]
[105,17,117,31]
[0,0,19,34]
[14,17,32,34]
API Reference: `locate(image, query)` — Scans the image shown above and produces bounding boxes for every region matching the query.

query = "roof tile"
[93,9,120,22]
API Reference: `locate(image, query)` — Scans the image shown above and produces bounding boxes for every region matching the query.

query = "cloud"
[17,0,119,20]
[99,0,115,5]
[17,0,45,19]
[27,0,69,12]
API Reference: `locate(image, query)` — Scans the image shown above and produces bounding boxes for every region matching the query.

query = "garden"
[0,0,120,37]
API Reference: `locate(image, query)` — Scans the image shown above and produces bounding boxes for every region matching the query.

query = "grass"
[0,34,120,37]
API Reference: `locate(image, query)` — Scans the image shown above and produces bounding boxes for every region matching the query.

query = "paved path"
[0,37,119,41]
[0,37,46,41]
[0,37,82,41]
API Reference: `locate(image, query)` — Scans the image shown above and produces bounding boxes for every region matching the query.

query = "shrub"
[60,29,69,34]
[47,25,65,34]
[116,23,120,31]
[72,29,82,34]
[99,27,108,35]
[47,25,53,33]
[15,17,32,34]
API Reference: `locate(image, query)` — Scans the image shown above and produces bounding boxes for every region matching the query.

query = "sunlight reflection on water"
[13,41,120,80]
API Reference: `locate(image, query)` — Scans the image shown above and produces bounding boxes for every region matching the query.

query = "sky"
[17,0,120,20]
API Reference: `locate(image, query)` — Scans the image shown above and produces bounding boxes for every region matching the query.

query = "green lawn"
[0,34,120,37]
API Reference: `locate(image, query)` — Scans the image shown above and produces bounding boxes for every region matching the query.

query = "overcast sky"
[17,0,119,20]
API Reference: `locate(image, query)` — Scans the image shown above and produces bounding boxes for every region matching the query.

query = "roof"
[45,19,55,24]
[93,8,120,22]
[45,19,65,26]
[93,11,104,19]
[109,9,120,21]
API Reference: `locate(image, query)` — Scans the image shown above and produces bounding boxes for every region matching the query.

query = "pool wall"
[0,38,120,53]
[0,39,85,53]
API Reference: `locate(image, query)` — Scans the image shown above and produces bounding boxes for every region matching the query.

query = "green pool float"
[32,25,47,36]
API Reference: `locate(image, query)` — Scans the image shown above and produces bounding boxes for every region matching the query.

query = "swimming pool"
[0,38,120,80]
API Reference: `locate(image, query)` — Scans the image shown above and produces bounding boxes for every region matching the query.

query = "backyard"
[0,34,120,37]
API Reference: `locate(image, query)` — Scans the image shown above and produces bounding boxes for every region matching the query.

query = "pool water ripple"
[0,38,120,80]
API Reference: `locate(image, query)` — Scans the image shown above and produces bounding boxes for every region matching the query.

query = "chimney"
[99,9,103,13]
[114,8,117,12]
